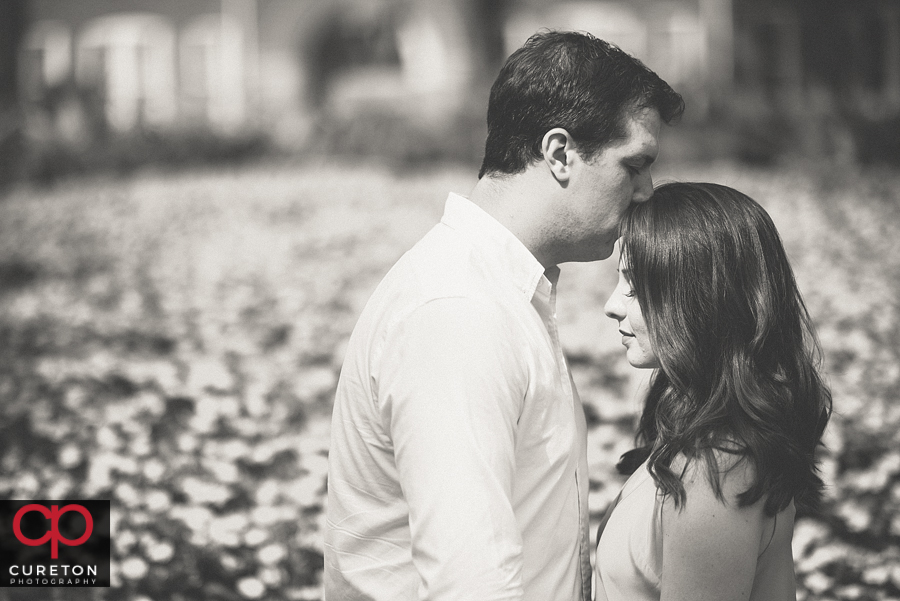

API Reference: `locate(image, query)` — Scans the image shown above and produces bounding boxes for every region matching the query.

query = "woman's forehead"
[614,240,630,268]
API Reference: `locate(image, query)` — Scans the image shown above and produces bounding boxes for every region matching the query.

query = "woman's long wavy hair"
[616,182,832,516]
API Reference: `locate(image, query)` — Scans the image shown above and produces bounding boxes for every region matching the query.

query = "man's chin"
[584,242,616,262]
[595,244,616,261]
[560,249,614,264]
[557,239,616,264]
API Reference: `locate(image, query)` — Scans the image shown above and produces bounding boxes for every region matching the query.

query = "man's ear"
[541,128,576,184]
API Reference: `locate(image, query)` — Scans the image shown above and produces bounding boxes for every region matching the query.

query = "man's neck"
[468,172,561,269]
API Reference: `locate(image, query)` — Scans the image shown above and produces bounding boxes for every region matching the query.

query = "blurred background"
[3,0,900,176]
[0,1,899,600]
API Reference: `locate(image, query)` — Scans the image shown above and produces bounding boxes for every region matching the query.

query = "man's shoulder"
[376,223,506,307]
[348,228,527,355]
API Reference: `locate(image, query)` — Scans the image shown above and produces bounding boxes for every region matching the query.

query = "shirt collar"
[441,193,552,303]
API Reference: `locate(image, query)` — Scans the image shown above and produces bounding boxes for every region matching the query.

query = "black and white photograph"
[0,1,898,600]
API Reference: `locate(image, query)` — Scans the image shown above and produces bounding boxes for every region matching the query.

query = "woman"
[595,182,832,601]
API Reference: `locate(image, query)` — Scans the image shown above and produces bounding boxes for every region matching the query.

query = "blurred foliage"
[7,129,273,189]
[318,106,487,169]
[0,159,897,601]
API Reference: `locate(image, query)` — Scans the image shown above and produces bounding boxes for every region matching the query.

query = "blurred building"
[18,0,490,148]
[734,0,900,119]
[13,0,900,159]
[16,0,727,147]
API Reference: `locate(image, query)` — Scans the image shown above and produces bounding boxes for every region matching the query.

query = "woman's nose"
[604,291,624,321]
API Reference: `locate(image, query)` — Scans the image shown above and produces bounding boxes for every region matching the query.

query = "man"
[325,31,684,601]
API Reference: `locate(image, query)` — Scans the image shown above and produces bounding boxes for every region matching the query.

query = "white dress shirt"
[325,193,591,601]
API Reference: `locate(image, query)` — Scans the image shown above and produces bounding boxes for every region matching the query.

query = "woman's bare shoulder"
[672,449,760,508]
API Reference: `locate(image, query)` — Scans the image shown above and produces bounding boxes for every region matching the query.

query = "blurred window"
[20,20,72,101]
[653,10,707,88]
[76,13,177,131]
[181,14,246,132]
[849,11,886,90]
[734,11,802,94]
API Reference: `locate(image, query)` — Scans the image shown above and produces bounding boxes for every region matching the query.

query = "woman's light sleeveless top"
[594,461,797,601]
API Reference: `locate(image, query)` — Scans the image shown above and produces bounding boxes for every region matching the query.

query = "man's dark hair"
[478,30,684,179]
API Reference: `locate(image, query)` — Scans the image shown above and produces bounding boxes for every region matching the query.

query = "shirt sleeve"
[377,296,528,601]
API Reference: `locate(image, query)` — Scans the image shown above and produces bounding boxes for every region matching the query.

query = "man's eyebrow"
[626,153,656,166]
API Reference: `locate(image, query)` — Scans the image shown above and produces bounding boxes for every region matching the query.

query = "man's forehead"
[607,108,661,153]
[625,110,661,143]
[627,106,662,128]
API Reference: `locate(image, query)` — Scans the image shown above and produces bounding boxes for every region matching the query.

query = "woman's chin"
[625,354,660,370]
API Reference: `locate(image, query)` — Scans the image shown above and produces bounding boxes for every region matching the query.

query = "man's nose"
[633,171,653,203]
